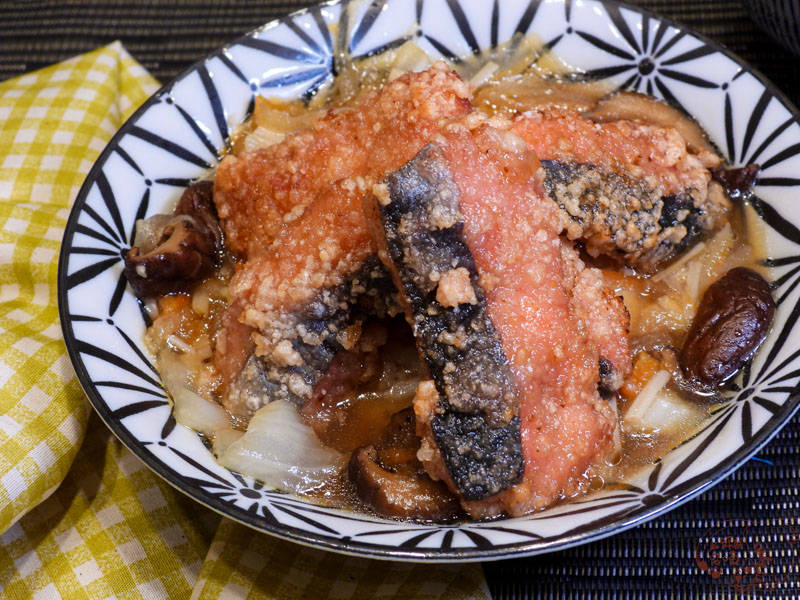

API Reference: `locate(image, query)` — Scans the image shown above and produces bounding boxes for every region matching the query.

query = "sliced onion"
[638,389,702,435]
[624,370,701,433]
[606,397,622,465]
[218,400,346,493]
[468,61,500,87]
[684,259,703,304]
[212,428,244,457]
[243,126,285,152]
[624,369,671,425]
[651,242,706,283]
[157,350,230,435]
[388,41,434,81]
[392,41,433,73]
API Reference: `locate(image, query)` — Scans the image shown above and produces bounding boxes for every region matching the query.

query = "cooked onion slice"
[218,400,346,493]
[157,350,230,435]
[243,126,285,152]
[474,73,601,116]
[624,369,670,425]
[624,370,701,433]
[632,388,702,434]
[212,428,244,457]
[606,397,622,465]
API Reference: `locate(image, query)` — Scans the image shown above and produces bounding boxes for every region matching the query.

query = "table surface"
[3,1,799,597]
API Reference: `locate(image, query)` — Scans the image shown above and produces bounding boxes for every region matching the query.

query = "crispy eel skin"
[214,65,472,423]
[513,109,728,272]
[365,143,524,502]
[367,122,621,517]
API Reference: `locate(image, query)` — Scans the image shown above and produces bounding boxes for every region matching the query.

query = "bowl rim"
[57,0,800,562]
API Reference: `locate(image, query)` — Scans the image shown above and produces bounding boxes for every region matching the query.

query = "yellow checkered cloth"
[0,43,491,600]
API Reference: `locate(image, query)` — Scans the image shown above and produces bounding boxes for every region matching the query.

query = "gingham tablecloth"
[0,42,490,600]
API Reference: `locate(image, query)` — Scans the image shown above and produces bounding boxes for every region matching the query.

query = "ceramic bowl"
[58,0,800,561]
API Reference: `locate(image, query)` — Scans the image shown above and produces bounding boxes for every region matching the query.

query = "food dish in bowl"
[58,0,800,560]
[124,57,767,523]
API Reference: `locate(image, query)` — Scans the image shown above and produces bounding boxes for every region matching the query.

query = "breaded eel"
[213,63,471,259]
[366,143,525,501]
[217,180,396,422]
[214,65,472,422]
[513,109,728,271]
[368,122,621,517]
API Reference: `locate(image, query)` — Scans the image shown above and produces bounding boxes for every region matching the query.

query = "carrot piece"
[619,352,662,401]
[158,293,191,314]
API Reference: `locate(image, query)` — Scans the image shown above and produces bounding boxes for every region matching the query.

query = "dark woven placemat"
[4,1,798,597]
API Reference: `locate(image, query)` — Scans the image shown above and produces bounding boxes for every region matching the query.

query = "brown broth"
[596,197,770,489]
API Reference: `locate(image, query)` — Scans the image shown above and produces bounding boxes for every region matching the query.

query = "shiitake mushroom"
[174,179,223,250]
[348,445,461,521]
[124,180,223,297]
[712,164,760,200]
[680,267,775,387]
[348,408,461,521]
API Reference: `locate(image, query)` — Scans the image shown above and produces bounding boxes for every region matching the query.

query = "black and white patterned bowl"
[58,0,800,561]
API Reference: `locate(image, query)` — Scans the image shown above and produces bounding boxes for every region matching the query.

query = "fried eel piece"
[367,123,619,517]
[213,62,471,259]
[215,66,472,422]
[366,143,524,501]
[513,109,728,272]
[217,180,396,422]
[221,257,396,424]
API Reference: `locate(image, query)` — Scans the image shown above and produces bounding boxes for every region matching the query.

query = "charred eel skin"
[540,160,708,271]
[370,143,524,501]
[226,255,397,412]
